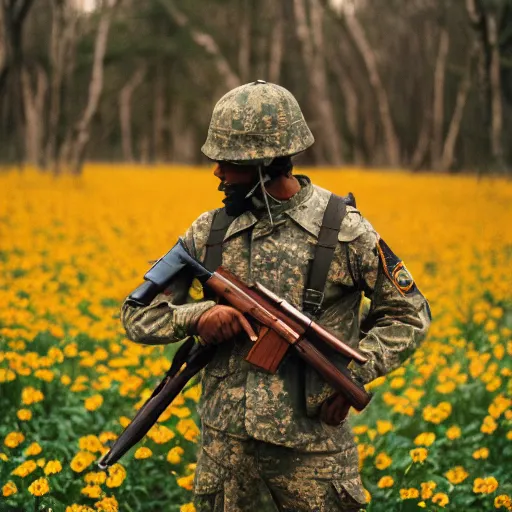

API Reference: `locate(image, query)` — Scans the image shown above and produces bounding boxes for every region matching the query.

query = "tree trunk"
[338,7,400,167]
[268,1,283,84]
[0,0,34,99]
[238,0,250,83]
[162,0,240,90]
[169,102,196,163]
[119,64,146,162]
[332,53,363,164]
[46,0,78,172]
[293,0,343,165]
[153,63,165,162]
[431,27,449,169]
[21,64,47,167]
[440,47,475,171]
[410,115,431,170]
[68,0,119,174]
[486,13,504,167]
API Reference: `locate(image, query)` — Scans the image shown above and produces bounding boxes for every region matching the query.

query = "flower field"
[1,165,511,512]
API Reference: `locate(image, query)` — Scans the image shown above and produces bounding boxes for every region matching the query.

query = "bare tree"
[67,0,121,174]
[294,0,343,164]
[119,64,146,162]
[160,0,240,90]
[21,64,47,166]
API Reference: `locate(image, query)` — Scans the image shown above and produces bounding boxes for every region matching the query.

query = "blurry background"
[1,0,512,174]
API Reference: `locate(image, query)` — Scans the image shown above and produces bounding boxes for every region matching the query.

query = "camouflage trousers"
[193,426,368,512]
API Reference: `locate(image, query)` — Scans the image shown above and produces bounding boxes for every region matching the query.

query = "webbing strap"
[303,194,348,316]
[203,208,234,271]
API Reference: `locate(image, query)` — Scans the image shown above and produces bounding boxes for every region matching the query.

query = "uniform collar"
[223,174,324,241]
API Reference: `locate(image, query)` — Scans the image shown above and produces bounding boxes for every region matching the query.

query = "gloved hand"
[320,393,351,426]
[195,305,258,346]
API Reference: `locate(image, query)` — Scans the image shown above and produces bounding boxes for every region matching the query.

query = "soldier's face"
[214,162,260,216]
[213,162,258,185]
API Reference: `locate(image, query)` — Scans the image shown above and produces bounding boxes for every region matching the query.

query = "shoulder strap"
[203,208,234,271]
[303,193,349,316]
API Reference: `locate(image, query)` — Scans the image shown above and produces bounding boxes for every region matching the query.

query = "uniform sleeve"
[120,213,217,345]
[346,219,432,386]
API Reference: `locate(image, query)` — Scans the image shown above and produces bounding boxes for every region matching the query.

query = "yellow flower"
[84,471,107,485]
[494,495,512,509]
[28,477,50,496]
[446,425,461,440]
[481,415,498,435]
[2,481,17,497]
[11,460,37,477]
[66,504,95,511]
[79,435,104,453]
[81,484,102,498]
[432,492,449,507]
[119,416,131,428]
[390,377,406,389]
[377,476,394,488]
[400,488,420,499]
[410,447,428,463]
[183,383,201,403]
[473,477,499,494]
[25,442,42,456]
[180,503,197,512]
[352,425,368,435]
[147,424,175,444]
[375,452,392,470]
[106,463,126,488]
[70,451,96,473]
[134,447,152,459]
[167,446,185,464]
[376,420,393,435]
[44,460,63,475]
[177,473,195,491]
[418,501,426,508]
[445,466,469,485]
[17,409,32,421]
[84,394,103,411]
[99,432,118,445]
[420,481,436,499]
[176,419,200,442]
[94,496,119,511]
[414,432,436,446]
[472,447,489,459]
[4,431,25,448]
[22,386,44,405]
[0,452,8,461]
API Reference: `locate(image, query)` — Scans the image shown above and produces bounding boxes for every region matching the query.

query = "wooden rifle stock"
[206,267,372,411]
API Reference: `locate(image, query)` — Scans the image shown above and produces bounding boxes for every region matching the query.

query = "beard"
[218,180,259,217]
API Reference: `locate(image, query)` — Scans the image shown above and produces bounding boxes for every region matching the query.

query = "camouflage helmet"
[201,80,314,164]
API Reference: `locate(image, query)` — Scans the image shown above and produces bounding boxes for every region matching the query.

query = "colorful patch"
[376,238,416,296]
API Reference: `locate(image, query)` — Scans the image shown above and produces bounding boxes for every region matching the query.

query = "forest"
[1,0,512,174]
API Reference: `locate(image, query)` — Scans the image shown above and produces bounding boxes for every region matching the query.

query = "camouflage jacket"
[121,175,431,452]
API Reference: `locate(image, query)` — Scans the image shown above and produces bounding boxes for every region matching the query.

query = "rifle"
[98,238,372,469]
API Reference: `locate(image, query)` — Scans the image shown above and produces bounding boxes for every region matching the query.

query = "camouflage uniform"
[121,174,432,512]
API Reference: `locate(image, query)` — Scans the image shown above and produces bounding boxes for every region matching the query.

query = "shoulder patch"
[376,238,416,295]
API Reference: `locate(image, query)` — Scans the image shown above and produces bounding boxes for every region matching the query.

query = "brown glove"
[195,305,258,346]
[320,393,351,426]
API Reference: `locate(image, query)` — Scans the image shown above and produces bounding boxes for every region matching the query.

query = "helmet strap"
[257,165,275,231]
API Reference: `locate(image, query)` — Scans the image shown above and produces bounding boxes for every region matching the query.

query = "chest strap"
[203,208,234,272]
[203,192,355,314]
[303,193,349,316]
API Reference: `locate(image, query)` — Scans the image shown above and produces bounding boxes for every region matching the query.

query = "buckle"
[303,289,324,315]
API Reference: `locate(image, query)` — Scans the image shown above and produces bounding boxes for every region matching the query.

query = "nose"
[213,164,223,179]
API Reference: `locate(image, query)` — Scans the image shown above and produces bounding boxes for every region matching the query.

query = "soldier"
[121,81,431,512]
